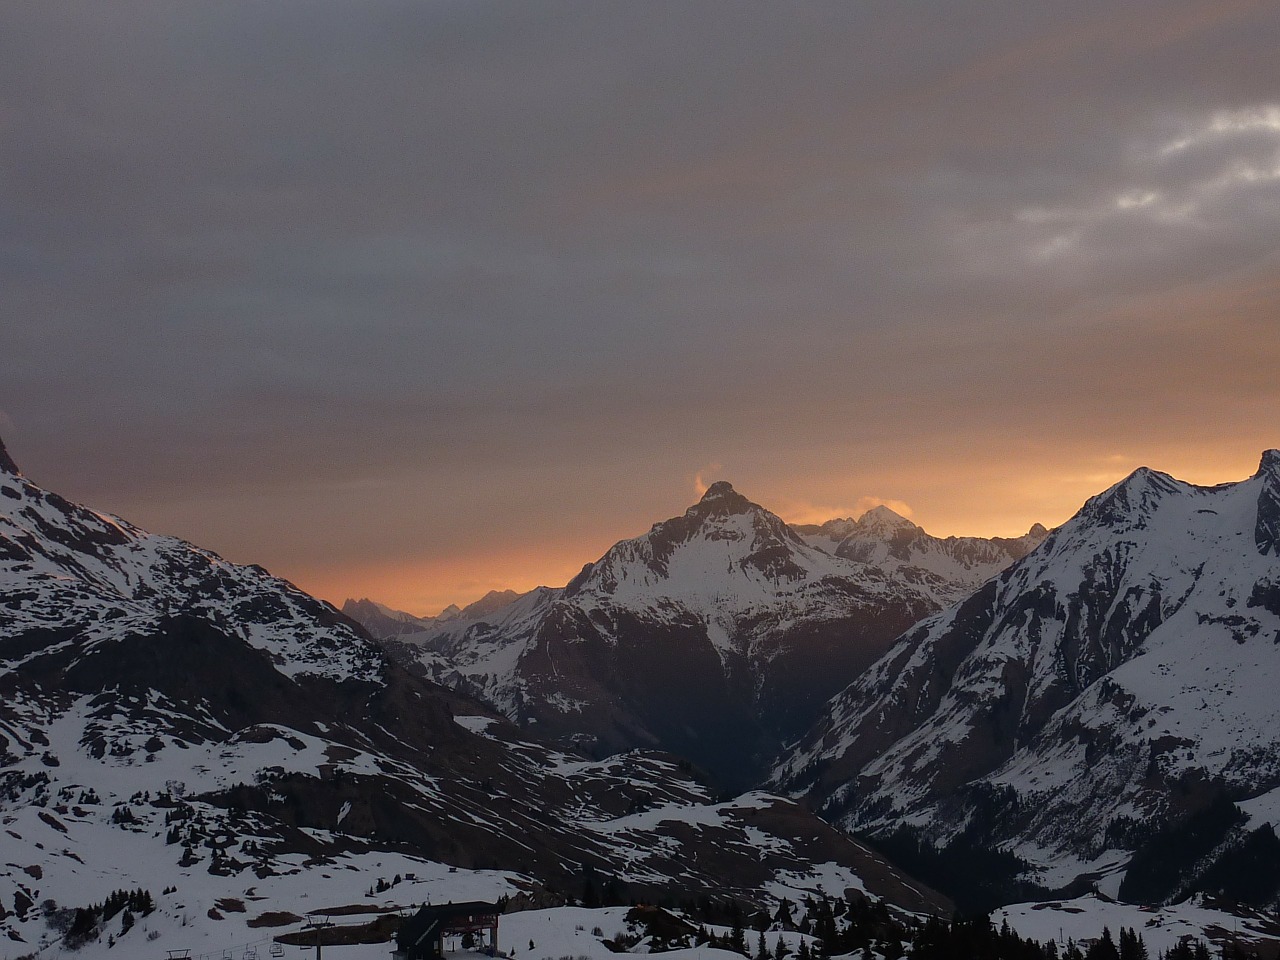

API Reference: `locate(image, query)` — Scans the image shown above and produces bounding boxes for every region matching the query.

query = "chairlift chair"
[271,944,284,956]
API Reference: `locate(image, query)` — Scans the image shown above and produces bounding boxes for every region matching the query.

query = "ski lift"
[271,945,284,957]
[243,948,258,960]
[223,951,234,960]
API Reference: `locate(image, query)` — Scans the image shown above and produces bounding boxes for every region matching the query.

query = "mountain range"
[366,481,1044,789]
[7,430,1280,950]
[0,437,948,954]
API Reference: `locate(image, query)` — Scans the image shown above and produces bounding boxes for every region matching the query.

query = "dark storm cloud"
[4,0,1280,609]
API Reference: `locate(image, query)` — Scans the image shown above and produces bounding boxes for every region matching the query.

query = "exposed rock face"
[389,483,1043,790]
[773,452,1280,905]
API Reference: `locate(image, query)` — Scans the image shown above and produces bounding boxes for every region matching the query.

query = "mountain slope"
[0,437,949,950]
[773,451,1280,905]
[388,482,1042,790]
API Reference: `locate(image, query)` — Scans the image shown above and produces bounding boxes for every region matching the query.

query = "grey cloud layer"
[4,0,1279,572]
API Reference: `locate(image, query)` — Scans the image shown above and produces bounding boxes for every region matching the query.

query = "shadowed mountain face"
[386,481,1043,791]
[0,439,952,947]
[342,590,522,638]
[773,451,1280,907]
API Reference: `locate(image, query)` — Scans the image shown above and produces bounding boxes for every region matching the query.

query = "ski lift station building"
[392,902,500,960]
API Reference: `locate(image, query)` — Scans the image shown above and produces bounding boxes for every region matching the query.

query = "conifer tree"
[1088,928,1121,960]
[731,910,748,957]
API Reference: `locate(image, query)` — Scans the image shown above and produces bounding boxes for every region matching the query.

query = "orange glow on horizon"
[284,447,1274,619]
[289,541,602,620]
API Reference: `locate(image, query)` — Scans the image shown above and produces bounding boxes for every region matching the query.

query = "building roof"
[395,902,500,952]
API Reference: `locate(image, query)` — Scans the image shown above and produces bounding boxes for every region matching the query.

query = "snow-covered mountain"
[0,437,949,951]
[795,507,1047,606]
[773,451,1280,908]
[387,482,1043,790]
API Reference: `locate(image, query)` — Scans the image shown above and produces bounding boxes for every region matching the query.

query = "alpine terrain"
[774,451,1280,911]
[0,437,949,956]
[381,482,1043,789]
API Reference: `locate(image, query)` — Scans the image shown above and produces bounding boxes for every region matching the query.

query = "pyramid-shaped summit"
[853,503,918,535]
[699,479,739,500]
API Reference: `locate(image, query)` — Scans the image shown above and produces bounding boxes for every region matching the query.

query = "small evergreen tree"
[731,908,748,957]
[1088,928,1121,960]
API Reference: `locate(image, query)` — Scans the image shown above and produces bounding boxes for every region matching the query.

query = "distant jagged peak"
[343,597,424,623]
[435,603,463,621]
[0,436,20,476]
[459,588,522,620]
[1026,522,1050,538]
[852,504,919,537]
[1257,448,1280,477]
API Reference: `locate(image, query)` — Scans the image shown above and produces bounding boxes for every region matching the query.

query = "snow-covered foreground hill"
[384,482,1042,789]
[775,451,1280,908]
[0,437,949,953]
[993,894,1280,959]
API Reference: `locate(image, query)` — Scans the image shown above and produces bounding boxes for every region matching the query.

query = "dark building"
[392,902,500,960]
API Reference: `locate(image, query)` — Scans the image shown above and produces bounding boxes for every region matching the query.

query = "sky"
[3,1,1280,615]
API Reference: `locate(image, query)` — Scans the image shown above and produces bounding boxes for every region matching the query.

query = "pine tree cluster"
[661,891,1229,960]
[61,888,156,949]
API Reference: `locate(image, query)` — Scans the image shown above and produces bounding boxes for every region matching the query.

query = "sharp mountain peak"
[1257,448,1280,476]
[699,479,739,501]
[0,435,20,476]
[854,503,917,532]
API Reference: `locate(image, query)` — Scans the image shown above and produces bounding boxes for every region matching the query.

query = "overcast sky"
[4,1,1280,613]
